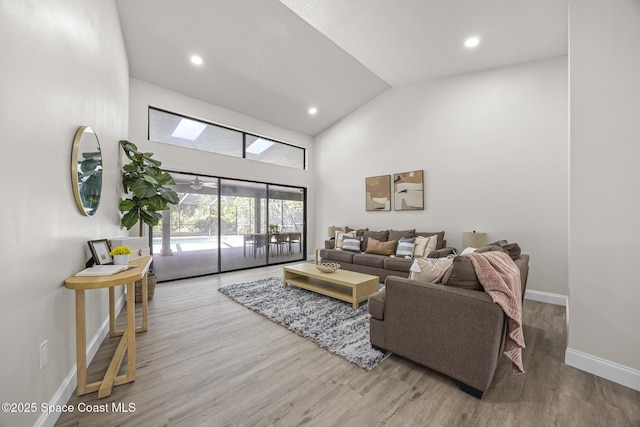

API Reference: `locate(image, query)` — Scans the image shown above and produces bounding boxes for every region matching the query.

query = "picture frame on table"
[88,239,113,265]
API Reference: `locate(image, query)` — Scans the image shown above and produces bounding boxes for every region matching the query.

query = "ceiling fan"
[189,176,218,190]
[190,177,203,190]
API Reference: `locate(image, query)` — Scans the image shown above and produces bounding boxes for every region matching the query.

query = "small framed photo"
[88,239,113,265]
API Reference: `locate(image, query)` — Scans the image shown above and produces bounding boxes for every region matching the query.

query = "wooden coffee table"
[283,262,379,309]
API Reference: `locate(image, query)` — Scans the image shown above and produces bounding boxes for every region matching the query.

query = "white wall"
[567,0,640,390]
[128,78,316,254]
[0,1,129,426]
[315,57,568,296]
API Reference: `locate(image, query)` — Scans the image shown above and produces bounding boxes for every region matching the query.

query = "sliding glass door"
[219,179,268,272]
[151,172,219,281]
[152,172,306,281]
[267,185,305,264]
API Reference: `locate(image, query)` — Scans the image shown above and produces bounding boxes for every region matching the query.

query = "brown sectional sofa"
[368,243,530,399]
[319,229,456,281]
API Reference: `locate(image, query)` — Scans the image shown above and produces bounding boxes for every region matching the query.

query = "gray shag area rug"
[219,276,391,370]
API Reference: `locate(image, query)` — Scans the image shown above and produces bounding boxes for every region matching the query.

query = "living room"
[1,1,639,426]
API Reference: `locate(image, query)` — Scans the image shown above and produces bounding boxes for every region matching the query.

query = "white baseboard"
[565,348,640,392]
[35,292,127,427]
[524,289,567,306]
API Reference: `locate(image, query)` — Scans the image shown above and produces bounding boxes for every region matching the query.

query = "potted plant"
[118,140,179,235]
[110,245,132,265]
[118,140,179,301]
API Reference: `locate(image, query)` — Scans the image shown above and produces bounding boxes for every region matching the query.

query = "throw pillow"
[365,237,397,256]
[441,256,483,291]
[413,235,438,257]
[362,230,389,252]
[416,231,445,249]
[480,240,521,260]
[395,237,416,258]
[410,257,453,283]
[342,236,362,252]
[334,230,355,249]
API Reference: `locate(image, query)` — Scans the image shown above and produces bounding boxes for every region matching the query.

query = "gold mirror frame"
[71,126,103,216]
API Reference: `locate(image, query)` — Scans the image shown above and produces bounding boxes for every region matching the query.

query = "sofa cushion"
[342,236,362,252]
[410,257,453,283]
[363,230,389,251]
[353,253,387,268]
[442,256,483,291]
[395,237,416,257]
[320,249,355,263]
[415,231,445,250]
[384,257,413,273]
[364,238,396,256]
[388,229,416,242]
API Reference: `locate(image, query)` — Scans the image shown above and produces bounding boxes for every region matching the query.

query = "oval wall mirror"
[71,126,103,216]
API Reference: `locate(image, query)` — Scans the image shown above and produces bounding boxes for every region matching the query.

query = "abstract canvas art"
[365,175,391,211]
[394,170,424,210]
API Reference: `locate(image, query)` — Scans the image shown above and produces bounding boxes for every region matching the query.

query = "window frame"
[148,106,306,170]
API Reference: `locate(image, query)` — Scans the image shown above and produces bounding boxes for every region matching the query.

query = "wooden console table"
[64,256,152,398]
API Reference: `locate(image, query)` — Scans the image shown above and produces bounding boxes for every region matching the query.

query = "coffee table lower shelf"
[283,263,379,309]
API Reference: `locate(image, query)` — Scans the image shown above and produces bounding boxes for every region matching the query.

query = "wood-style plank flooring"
[56,265,640,426]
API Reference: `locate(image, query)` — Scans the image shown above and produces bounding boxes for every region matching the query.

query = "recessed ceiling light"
[464,37,480,49]
[190,55,203,65]
[308,107,317,115]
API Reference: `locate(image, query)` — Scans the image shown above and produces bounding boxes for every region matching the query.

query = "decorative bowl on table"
[315,262,341,273]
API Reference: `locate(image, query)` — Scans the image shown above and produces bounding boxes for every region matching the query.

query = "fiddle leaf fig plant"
[119,140,179,236]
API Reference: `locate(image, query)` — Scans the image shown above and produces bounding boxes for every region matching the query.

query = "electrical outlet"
[39,341,48,370]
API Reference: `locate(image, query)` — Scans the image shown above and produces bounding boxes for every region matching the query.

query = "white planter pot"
[113,254,130,265]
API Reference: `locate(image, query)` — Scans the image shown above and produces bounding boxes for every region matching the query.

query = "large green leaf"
[139,208,161,226]
[157,171,176,186]
[145,195,169,211]
[131,178,157,199]
[158,187,179,204]
[119,199,136,212]
[121,208,139,230]
[142,174,159,185]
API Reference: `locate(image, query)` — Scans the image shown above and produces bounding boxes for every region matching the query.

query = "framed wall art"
[87,239,113,265]
[394,170,424,211]
[365,175,391,211]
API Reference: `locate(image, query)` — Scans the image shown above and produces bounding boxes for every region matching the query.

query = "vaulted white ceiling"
[115,0,567,136]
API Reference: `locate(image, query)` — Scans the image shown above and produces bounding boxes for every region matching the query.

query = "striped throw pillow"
[395,237,416,258]
[342,236,362,252]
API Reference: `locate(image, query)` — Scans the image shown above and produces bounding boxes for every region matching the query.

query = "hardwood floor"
[56,265,640,426]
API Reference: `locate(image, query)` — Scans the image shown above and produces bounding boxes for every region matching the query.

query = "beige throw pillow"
[413,235,438,257]
[365,238,397,256]
[410,257,453,283]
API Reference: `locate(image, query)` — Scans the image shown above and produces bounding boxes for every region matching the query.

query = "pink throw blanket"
[465,251,525,374]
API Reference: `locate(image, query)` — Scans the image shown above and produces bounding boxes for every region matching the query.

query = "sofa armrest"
[427,246,456,258]
[381,276,506,391]
[324,239,335,249]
